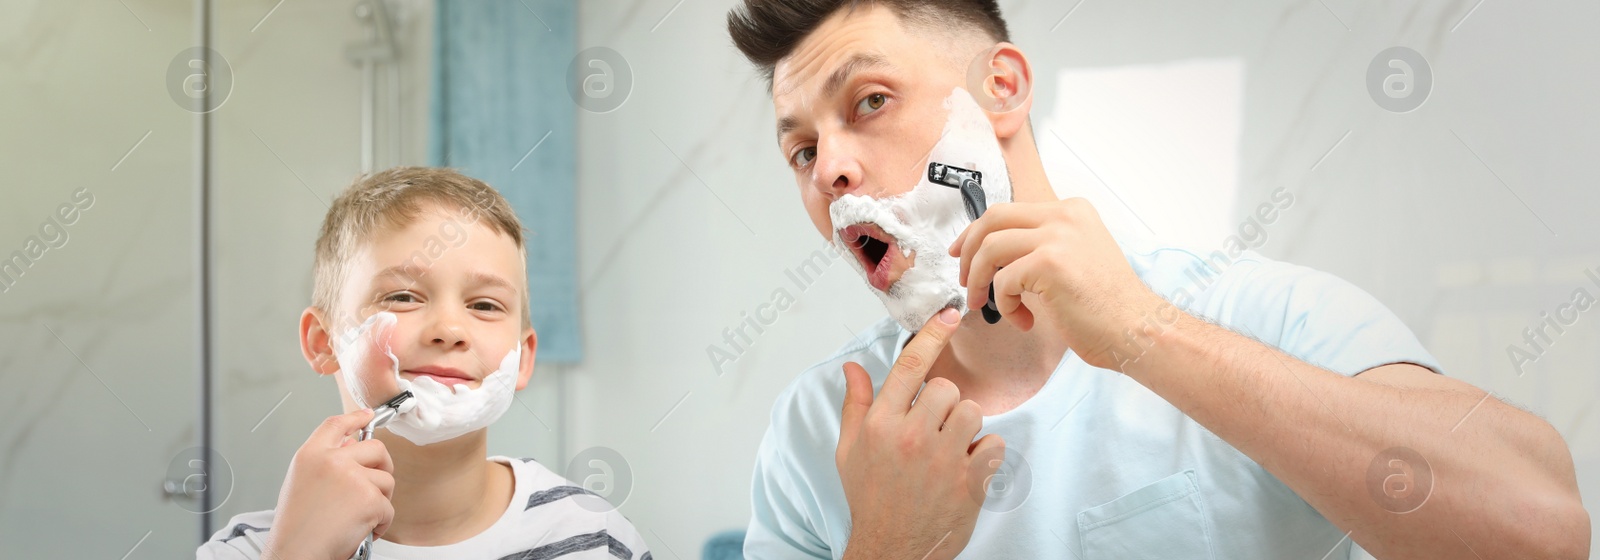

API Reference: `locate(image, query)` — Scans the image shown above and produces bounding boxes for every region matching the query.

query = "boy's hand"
[835,308,1004,560]
[264,409,395,560]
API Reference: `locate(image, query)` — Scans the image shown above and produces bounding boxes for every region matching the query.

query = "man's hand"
[949,198,1167,371]
[263,409,396,560]
[836,308,1005,560]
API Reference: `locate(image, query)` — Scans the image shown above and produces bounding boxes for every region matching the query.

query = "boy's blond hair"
[313,166,530,329]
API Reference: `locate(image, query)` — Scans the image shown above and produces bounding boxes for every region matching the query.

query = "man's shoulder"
[1126,241,1286,295]
[1125,242,1350,319]
[1124,240,1439,375]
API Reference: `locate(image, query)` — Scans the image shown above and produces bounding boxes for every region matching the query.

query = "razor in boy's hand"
[351,390,412,560]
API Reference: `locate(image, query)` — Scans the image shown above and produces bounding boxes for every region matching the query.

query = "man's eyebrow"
[823,52,891,98]
[777,115,800,146]
[775,52,893,146]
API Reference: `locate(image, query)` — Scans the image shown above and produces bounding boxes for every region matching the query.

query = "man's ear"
[514,327,539,391]
[300,307,340,376]
[968,42,1034,139]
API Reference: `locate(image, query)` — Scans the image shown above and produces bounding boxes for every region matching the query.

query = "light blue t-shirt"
[745,245,1441,559]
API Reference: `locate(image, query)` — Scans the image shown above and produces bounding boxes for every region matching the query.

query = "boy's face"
[771,5,975,287]
[305,203,536,412]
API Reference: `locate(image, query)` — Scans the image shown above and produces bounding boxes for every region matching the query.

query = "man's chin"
[878,277,966,331]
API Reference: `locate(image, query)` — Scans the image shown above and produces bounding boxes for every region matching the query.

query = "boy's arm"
[601,508,652,560]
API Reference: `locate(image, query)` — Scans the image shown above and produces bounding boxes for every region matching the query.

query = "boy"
[198,167,650,560]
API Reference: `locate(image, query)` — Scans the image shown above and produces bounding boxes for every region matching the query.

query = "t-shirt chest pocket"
[1076,469,1217,560]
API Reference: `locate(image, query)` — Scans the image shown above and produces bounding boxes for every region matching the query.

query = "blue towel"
[702,529,746,560]
[429,0,581,362]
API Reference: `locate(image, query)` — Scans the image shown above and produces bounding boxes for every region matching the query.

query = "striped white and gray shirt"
[197,456,650,560]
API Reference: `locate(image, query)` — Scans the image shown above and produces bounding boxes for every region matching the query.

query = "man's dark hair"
[728,0,1011,87]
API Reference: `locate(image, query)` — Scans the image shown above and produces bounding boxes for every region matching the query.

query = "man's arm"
[1126,311,1588,559]
[951,198,1589,559]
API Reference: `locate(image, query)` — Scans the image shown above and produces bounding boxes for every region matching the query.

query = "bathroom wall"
[0,0,203,557]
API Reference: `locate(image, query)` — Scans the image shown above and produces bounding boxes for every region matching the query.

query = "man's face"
[333,204,530,406]
[772,5,972,251]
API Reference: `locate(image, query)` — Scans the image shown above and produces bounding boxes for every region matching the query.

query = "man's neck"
[928,311,1071,415]
[925,124,1071,415]
[374,430,512,546]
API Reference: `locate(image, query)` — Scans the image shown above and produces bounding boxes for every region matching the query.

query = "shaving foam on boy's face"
[829,87,1013,331]
[333,311,519,446]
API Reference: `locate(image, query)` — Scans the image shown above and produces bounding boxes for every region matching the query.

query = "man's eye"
[855,93,886,116]
[791,146,816,168]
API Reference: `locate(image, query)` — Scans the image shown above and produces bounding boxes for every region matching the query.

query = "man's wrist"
[842,532,908,560]
[841,533,877,560]
[845,531,955,560]
[1110,292,1199,378]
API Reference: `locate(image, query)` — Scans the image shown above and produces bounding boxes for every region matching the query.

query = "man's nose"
[811,138,863,199]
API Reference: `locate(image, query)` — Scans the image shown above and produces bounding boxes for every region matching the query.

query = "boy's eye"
[791,146,817,169]
[469,300,503,312]
[384,292,418,303]
[855,93,886,117]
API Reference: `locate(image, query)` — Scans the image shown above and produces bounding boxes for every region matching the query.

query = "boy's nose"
[435,329,467,344]
[426,323,470,348]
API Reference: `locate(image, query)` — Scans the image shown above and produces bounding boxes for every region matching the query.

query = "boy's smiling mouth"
[403,365,476,387]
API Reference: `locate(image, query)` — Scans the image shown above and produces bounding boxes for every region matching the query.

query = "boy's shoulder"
[196,508,276,559]
[502,455,652,558]
[198,456,652,560]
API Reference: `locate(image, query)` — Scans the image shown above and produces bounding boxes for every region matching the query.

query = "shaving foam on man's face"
[829,87,1013,331]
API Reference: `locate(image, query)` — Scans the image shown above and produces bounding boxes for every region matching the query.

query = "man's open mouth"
[840,223,901,292]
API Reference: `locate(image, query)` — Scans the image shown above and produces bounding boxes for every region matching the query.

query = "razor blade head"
[928,162,982,189]
[929,162,988,221]
[380,390,414,410]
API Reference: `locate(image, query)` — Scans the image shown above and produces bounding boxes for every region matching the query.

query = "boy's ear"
[514,327,538,391]
[968,42,1034,140]
[300,307,341,376]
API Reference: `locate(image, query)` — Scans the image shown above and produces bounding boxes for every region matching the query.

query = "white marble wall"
[0,1,205,557]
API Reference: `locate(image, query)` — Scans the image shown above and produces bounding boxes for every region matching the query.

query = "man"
[726,1,1589,558]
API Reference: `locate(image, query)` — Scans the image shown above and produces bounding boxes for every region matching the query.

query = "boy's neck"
[374,429,514,546]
